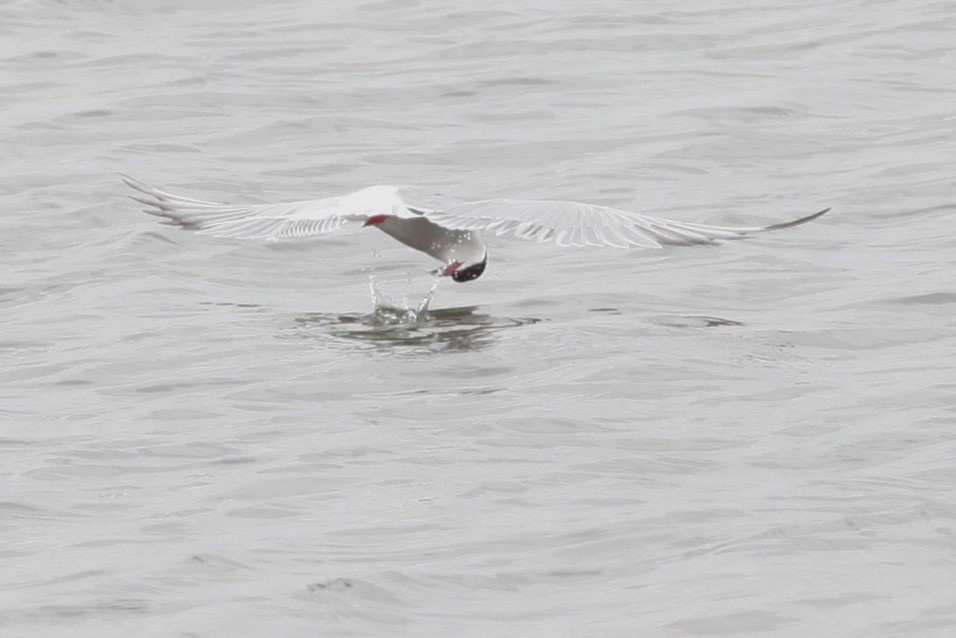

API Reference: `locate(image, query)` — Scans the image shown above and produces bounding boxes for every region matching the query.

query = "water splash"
[367,273,442,325]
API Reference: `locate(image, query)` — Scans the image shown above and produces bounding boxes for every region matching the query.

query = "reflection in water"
[292,305,542,353]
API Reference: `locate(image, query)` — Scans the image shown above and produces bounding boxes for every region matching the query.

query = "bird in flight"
[122,175,829,282]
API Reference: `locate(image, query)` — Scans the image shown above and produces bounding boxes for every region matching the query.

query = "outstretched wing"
[122,175,400,241]
[426,199,830,249]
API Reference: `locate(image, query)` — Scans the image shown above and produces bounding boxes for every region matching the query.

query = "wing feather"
[427,199,829,249]
[122,174,394,241]
[123,174,828,250]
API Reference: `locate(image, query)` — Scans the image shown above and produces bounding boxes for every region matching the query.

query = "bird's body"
[122,175,829,282]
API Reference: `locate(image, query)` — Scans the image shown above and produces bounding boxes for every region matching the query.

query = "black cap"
[451,255,487,282]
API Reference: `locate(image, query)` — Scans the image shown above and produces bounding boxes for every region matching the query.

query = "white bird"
[122,175,829,283]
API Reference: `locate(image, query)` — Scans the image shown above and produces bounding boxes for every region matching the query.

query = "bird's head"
[439,254,487,283]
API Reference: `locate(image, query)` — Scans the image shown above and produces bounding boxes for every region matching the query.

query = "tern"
[122,175,829,282]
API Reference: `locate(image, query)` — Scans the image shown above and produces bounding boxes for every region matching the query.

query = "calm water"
[3,1,955,636]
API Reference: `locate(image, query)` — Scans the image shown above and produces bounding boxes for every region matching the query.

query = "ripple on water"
[648,314,745,329]
[281,273,544,353]
[288,305,543,354]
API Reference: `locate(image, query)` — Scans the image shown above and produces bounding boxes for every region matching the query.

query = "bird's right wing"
[427,198,830,249]
[122,175,386,241]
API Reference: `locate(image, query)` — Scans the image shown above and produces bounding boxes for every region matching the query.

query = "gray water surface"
[3,1,955,636]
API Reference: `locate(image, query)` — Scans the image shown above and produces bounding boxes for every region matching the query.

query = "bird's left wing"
[122,175,397,241]
[426,198,830,249]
